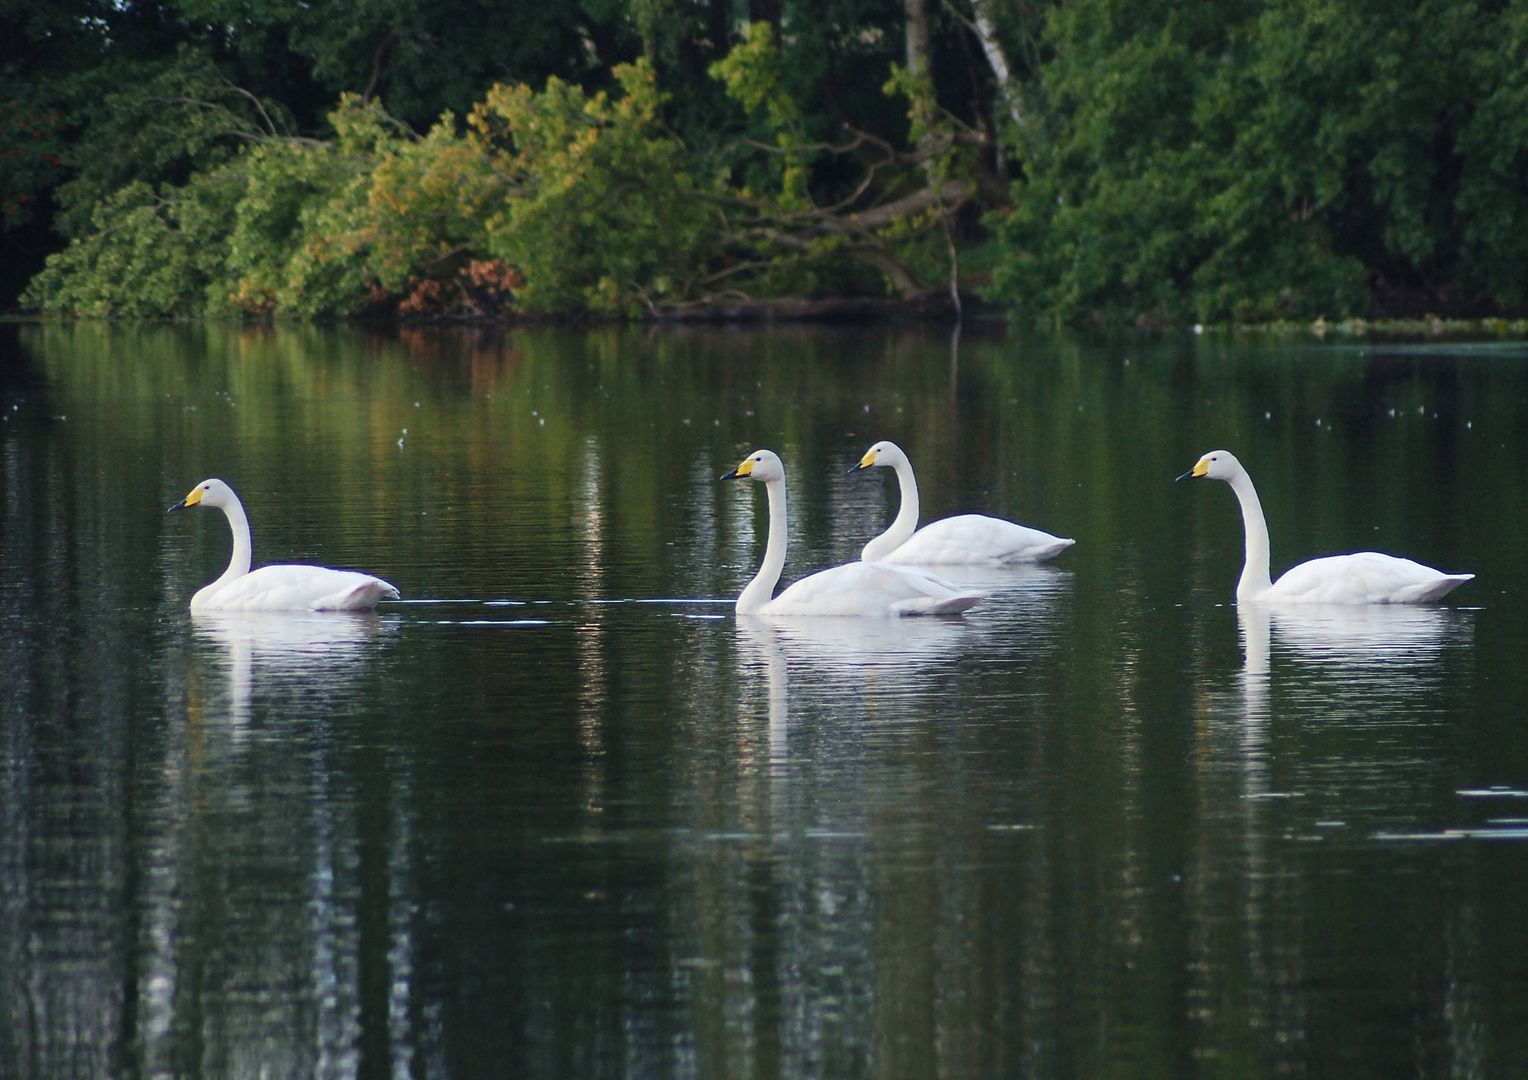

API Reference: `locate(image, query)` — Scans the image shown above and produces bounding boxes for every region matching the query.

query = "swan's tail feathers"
[1397,573,1474,603]
[1008,536,1075,564]
[318,576,401,611]
[891,589,985,616]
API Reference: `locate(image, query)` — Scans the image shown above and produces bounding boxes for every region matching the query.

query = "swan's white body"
[723,450,983,617]
[169,479,400,611]
[852,441,1074,565]
[1180,450,1472,605]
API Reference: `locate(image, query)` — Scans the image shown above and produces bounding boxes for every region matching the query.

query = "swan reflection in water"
[1229,599,1475,805]
[732,563,1070,711]
[1196,599,1478,1066]
[190,609,401,734]
[732,612,984,829]
[731,564,1072,760]
[1233,599,1474,821]
[738,612,972,671]
[1237,602,1472,677]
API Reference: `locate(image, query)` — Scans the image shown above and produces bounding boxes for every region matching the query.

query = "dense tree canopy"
[8,0,1528,323]
[990,0,1528,323]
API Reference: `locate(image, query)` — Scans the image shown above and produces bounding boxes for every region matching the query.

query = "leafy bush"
[26,60,720,318]
[471,61,718,314]
[22,172,241,317]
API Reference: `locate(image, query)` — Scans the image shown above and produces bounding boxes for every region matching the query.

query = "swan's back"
[1268,552,1473,605]
[880,514,1075,566]
[193,564,401,611]
[763,561,983,617]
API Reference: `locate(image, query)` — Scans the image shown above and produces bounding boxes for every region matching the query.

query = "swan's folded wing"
[766,561,983,616]
[199,564,400,611]
[1269,552,1472,604]
[883,514,1074,566]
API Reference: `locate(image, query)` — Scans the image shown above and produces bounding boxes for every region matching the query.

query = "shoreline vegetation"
[8,2,1528,329]
[13,307,1528,346]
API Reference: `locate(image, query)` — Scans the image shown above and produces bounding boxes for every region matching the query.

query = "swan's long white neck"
[193,494,253,608]
[861,457,920,562]
[738,477,788,614]
[1226,465,1273,602]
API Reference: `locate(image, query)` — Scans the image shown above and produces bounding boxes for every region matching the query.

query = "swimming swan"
[722,450,984,616]
[850,441,1074,564]
[168,479,400,611]
[1177,450,1472,604]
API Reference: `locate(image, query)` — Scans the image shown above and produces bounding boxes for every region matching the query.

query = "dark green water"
[2,322,1527,1078]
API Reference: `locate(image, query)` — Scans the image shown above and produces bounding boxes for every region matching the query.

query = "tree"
[986,0,1528,324]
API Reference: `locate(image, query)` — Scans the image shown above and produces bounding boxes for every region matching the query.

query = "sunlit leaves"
[468,60,716,314]
[25,60,720,317]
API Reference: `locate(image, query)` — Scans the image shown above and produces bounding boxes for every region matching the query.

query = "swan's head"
[721,449,785,483]
[168,478,236,512]
[1177,450,1242,483]
[848,440,907,473]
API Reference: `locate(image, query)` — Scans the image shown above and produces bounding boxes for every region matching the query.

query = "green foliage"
[472,60,717,313]
[48,49,288,239]
[13,0,1004,316]
[224,134,369,315]
[22,173,241,316]
[709,23,809,206]
[990,0,1528,324]
[26,62,721,317]
[24,96,409,317]
[365,111,505,293]
[31,0,1528,323]
[1453,1,1528,306]
[991,0,1331,324]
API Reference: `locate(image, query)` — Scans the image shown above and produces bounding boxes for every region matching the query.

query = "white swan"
[722,450,984,616]
[1178,450,1473,604]
[168,479,400,611]
[849,440,1074,564]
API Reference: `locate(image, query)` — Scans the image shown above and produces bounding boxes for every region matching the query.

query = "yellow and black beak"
[847,448,877,474]
[1175,459,1210,482]
[167,487,205,512]
[721,458,755,481]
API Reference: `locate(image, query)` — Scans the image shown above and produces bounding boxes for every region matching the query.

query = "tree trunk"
[905,0,939,173]
[905,0,932,81]
[968,0,1025,131]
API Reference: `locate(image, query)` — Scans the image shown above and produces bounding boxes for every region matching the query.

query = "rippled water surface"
[4,322,1528,1077]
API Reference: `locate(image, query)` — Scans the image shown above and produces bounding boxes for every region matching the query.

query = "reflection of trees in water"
[1253,603,1474,830]
[0,588,1503,1077]
[152,613,407,1079]
[1,424,132,1079]
[662,588,1491,1076]
[0,586,407,1077]
[0,324,1514,1078]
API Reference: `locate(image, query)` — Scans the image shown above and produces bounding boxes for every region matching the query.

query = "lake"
[2,321,1527,1077]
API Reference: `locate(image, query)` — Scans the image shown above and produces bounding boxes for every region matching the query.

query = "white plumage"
[1179,450,1472,605]
[168,478,400,611]
[723,449,983,617]
[850,441,1074,565]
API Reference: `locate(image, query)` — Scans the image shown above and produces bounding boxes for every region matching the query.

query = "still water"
[2,322,1527,1078]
